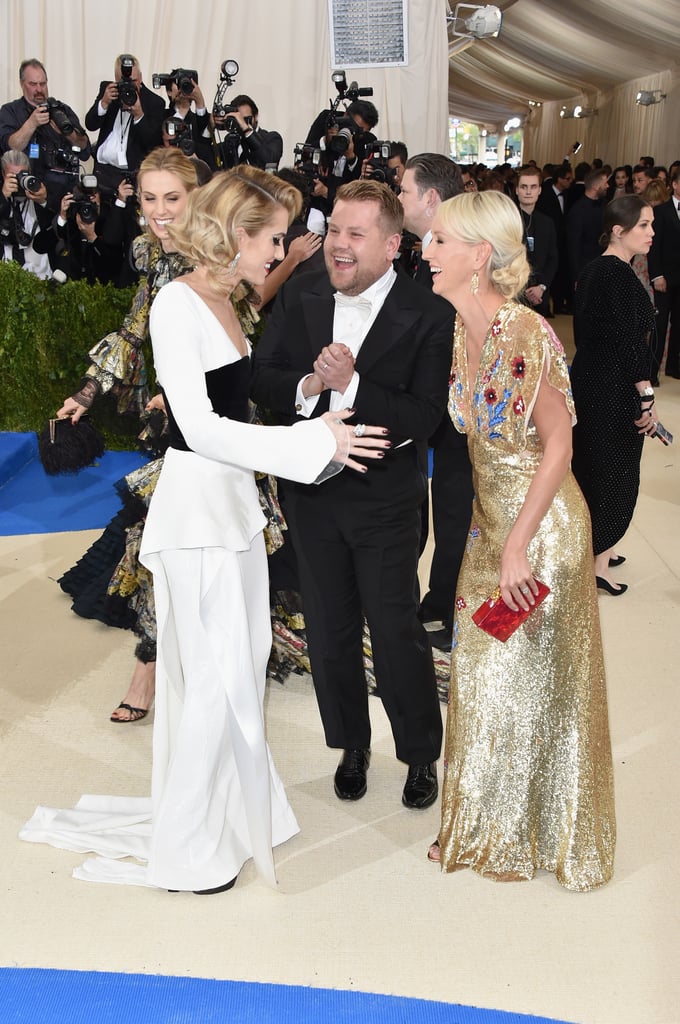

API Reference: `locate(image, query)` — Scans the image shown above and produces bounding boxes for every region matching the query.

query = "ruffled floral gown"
[437,302,616,891]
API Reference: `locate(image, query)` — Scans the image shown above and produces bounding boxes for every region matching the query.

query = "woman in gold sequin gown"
[423,191,615,891]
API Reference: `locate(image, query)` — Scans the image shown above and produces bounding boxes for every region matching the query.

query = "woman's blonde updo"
[167,165,302,298]
[438,190,531,300]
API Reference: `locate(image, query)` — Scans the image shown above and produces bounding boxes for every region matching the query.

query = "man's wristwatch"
[640,386,655,397]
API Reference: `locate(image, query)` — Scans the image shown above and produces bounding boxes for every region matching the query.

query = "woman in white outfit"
[21,166,388,894]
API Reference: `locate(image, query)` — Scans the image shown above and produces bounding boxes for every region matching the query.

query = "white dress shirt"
[295,266,397,416]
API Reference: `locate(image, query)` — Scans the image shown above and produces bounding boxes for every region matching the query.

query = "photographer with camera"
[0,60,90,206]
[0,149,56,278]
[85,54,165,198]
[362,140,408,193]
[212,93,283,171]
[304,75,378,215]
[33,176,128,286]
[156,69,215,170]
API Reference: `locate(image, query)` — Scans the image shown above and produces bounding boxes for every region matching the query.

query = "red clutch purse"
[471,579,550,642]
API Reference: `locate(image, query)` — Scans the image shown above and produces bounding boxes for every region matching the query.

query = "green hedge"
[0,261,138,448]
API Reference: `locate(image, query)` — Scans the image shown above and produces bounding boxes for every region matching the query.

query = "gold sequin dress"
[438,302,616,892]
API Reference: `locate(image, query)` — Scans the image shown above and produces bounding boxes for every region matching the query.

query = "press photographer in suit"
[213,94,283,170]
[85,54,165,197]
[251,180,452,810]
[0,59,90,205]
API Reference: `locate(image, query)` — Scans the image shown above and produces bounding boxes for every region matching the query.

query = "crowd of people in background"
[1,56,677,383]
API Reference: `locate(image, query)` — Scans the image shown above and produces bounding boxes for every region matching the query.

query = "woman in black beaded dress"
[570,195,658,595]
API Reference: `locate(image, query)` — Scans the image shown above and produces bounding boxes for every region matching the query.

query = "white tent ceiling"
[448,0,680,128]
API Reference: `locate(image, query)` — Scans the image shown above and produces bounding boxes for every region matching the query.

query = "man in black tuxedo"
[251,180,452,809]
[397,153,473,650]
[648,166,680,379]
[85,54,165,197]
[516,164,558,317]
[536,161,573,314]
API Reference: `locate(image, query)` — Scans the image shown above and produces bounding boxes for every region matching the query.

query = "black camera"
[163,118,196,156]
[117,55,138,108]
[70,199,98,224]
[364,141,397,186]
[40,98,75,135]
[324,71,373,154]
[69,179,99,224]
[213,103,250,137]
[15,170,43,195]
[0,205,32,247]
[153,69,198,96]
[293,143,321,184]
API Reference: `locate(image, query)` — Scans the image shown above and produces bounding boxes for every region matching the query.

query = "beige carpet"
[1,335,678,1024]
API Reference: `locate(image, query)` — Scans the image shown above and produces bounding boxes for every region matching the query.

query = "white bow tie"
[334,292,373,316]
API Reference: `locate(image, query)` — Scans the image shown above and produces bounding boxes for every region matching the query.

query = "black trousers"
[653,286,680,376]
[282,454,442,766]
[420,419,474,629]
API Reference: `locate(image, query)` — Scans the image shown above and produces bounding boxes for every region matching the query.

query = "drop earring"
[227,251,241,275]
[470,270,479,295]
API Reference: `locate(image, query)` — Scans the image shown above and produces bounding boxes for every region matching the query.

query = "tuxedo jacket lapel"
[301,282,335,363]
[355,285,421,376]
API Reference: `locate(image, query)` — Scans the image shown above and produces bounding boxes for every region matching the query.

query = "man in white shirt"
[85,54,165,198]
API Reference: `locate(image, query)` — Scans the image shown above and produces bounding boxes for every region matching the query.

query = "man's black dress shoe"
[334,748,370,800]
[402,763,438,809]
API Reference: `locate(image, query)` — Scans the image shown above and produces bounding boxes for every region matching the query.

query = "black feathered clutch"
[36,417,106,476]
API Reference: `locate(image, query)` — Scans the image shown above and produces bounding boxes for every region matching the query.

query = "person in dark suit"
[0,59,91,206]
[565,168,608,287]
[251,180,452,810]
[648,165,680,378]
[398,153,473,649]
[213,94,283,170]
[536,161,573,314]
[85,54,165,197]
[516,164,558,317]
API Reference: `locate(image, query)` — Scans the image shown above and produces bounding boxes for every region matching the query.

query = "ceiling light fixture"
[447,3,502,39]
[560,105,598,119]
[636,90,666,106]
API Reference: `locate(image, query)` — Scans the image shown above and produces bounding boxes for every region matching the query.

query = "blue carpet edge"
[0,968,578,1024]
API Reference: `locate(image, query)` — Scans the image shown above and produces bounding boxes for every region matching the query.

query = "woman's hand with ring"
[321,409,390,473]
[499,545,537,611]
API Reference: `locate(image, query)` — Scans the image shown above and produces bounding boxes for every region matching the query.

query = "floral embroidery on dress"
[511,356,526,379]
[513,396,525,416]
[456,596,467,610]
[491,318,502,337]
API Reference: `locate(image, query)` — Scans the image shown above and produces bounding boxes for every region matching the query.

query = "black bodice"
[163,355,250,452]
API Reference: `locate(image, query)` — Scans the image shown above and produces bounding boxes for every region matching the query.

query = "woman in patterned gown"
[423,191,615,891]
[56,148,201,720]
